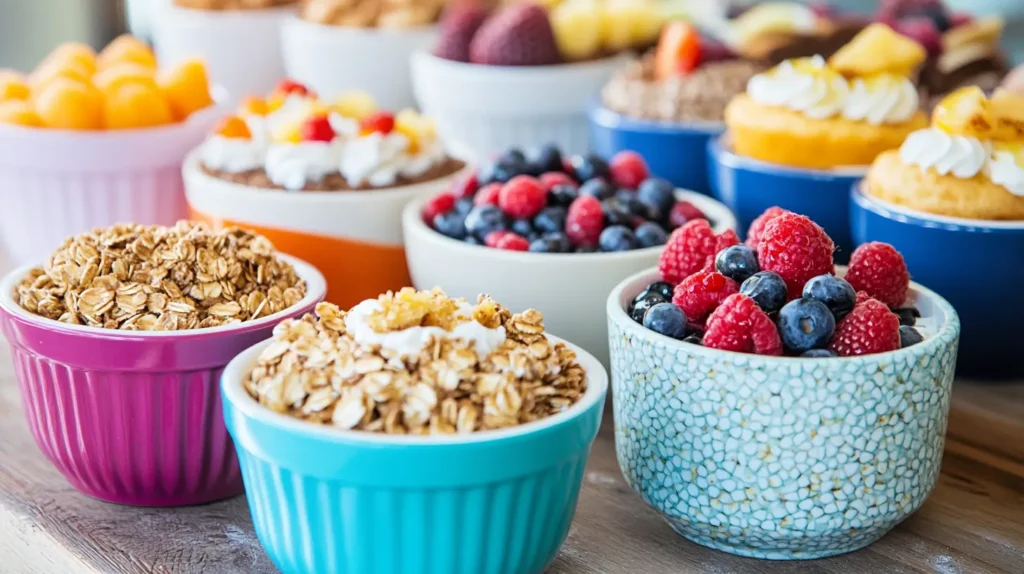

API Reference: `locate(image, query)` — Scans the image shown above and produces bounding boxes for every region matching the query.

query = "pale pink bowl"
[0,254,326,507]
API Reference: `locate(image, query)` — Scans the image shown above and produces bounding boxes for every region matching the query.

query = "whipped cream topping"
[987,149,1024,196]
[340,133,449,188]
[843,75,919,125]
[345,299,507,360]
[899,128,989,179]
[200,136,265,174]
[265,94,316,142]
[265,142,341,191]
[747,56,850,120]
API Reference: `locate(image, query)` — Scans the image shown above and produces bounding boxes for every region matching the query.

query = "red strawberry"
[703,294,783,356]
[275,78,311,97]
[845,242,910,309]
[609,151,649,189]
[470,3,561,66]
[360,112,395,135]
[756,213,835,300]
[434,1,490,63]
[566,195,604,247]
[672,270,739,327]
[498,176,546,219]
[422,192,456,224]
[658,219,739,285]
[745,206,789,249]
[474,182,502,206]
[300,115,335,142]
[830,294,901,356]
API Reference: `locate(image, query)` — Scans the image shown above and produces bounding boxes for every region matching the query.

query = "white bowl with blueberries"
[402,145,737,367]
[605,207,960,559]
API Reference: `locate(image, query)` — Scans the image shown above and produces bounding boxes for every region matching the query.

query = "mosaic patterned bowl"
[606,268,960,560]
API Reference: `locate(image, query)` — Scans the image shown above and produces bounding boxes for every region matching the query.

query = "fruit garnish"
[828,23,926,78]
[0,70,30,101]
[213,115,252,140]
[434,0,490,63]
[239,95,269,116]
[654,21,701,81]
[331,90,377,120]
[93,63,158,94]
[97,34,157,71]
[103,83,173,129]
[0,100,42,127]
[941,15,1003,52]
[729,2,818,47]
[991,141,1024,168]
[300,114,335,142]
[29,58,93,91]
[360,111,395,135]
[989,89,1024,141]
[932,86,994,138]
[158,58,213,121]
[274,78,311,97]
[469,3,561,66]
[550,1,602,62]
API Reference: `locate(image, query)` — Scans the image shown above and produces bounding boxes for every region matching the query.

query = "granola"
[300,0,446,28]
[245,288,587,435]
[174,0,297,10]
[15,221,307,331]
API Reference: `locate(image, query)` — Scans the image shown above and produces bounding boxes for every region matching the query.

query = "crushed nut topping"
[245,291,587,435]
[366,287,469,333]
[15,221,307,331]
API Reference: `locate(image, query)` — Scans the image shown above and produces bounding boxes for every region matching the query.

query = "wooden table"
[1,263,1022,573]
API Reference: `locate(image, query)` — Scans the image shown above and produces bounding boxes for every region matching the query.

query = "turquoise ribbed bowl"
[221,335,608,574]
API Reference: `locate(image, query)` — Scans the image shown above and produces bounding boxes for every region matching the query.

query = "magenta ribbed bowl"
[0,254,326,507]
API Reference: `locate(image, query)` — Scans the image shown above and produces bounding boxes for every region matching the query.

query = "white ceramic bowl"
[151,0,297,104]
[402,190,737,367]
[0,103,224,266]
[281,17,435,110]
[411,51,630,162]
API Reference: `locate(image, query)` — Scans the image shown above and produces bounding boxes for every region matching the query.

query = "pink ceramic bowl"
[0,254,326,507]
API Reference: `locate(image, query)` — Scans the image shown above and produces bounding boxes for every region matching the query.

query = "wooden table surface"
[1,258,1023,573]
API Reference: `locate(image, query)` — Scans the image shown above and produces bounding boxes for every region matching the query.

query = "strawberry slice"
[654,22,701,81]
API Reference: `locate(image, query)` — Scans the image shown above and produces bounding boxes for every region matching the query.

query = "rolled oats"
[246,290,588,435]
[300,0,445,28]
[174,0,296,10]
[15,221,306,331]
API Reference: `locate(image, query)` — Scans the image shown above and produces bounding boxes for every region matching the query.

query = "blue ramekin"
[707,135,866,263]
[589,103,724,195]
[222,335,608,574]
[850,183,1024,379]
[608,267,959,560]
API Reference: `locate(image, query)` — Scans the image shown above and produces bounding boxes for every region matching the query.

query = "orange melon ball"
[34,78,103,130]
[0,100,43,127]
[213,115,252,139]
[93,62,158,95]
[37,42,97,76]
[30,58,93,93]
[104,83,173,130]
[0,70,30,101]
[157,59,213,121]
[97,35,157,71]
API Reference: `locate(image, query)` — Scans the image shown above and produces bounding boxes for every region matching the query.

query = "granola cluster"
[301,0,446,28]
[245,289,587,435]
[174,0,296,10]
[15,221,307,331]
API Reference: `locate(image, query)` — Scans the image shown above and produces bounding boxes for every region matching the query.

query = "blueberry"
[637,178,676,214]
[599,225,639,252]
[802,275,856,320]
[801,349,836,358]
[533,206,566,233]
[432,211,467,240]
[715,245,760,283]
[899,326,924,348]
[635,222,668,248]
[895,307,919,327]
[569,153,611,182]
[602,199,633,227]
[683,334,703,345]
[549,184,579,207]
[499,148,526,165]
[778,298,836,353]
[576,245,599,253]
[529,238,553,253]
[637,198,663,222]
[643,303,688,339]
[527,143,563,174]
[510,218,534,237]
[454,197,475,215]
[539,231,572,253]
[580,179,616,201]
[629,293,666,323]
[740,271,788,314]
[615,190,647,216]
[464,205,507,241]
[639,281,675,302]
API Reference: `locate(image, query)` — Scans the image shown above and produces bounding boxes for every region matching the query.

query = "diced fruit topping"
[845,242,910,309]
[654,21,701,81]
[275,78,312,97]
[745,206,790,249]
[300,114,336,142]
[703,294,783,356]
[214,115,252,139]
[333,91,377,119]
[566,194,605,247]
[672,270,739,327]
[643,302,687,340]
[756,213,835,300]
[829,294,901,356]
[499,176,547,219]
[240,96,269,116]
[609,151,649,189]
[435,1,491,63]
[157,58,214,121]
[933,85,993,138]
[777,298,836,354]
[470,3,560,67]
[802,274,857,320]
[739,271,788,315]
[422,192,457,225]
[715,245,760,283]
[828,23,926,78]
[34,78,104,130]
[360,111,395,135]
[659,219,739,285]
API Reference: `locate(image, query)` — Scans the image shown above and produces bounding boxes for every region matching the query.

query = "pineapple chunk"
[990,88,1024,141]
[829,23,926,78]
[933,86,995,138]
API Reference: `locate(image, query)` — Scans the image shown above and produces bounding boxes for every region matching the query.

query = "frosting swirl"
[843,75,919,125]
[747,56,849,120]
[201,136,265,173]
[988,147,1024,196]
[265,142,341,191]
[898,128,989,179]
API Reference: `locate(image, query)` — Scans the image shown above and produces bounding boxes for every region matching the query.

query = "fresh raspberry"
[658,219,739,285]
[422,192,456,225]
[275,78,311,97]
[668,200,707,228]
[745,206,789,249]
[485,230,512,248]
[756,213,835,300]
[566,195,604,247]
[300,115,334,142]
[845,242,910,309]
[470,3,561,66]
[360,112,395,135]
[498,176,546,218]
[451,170,479,199]
[609,151,649,189]
[474,182,501,206]
[434,1,490,63]
[703,294,783,356]
[671,270,739,327]
[539,172,576,193]
[494,233,529,251]
[829,295,901,357]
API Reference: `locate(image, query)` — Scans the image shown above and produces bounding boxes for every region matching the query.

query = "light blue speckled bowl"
[222,334,607,574]
[606,268,960,560]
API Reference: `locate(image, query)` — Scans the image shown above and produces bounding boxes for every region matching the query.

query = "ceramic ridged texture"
[431,114,590,163]
[0,167,187,266]
[237,450,587,574]
[608,316,959,560]
[11,348,242,506]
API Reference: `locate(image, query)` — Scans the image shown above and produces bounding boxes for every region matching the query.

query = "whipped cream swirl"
[899,128,989,179]
[842,76,920,125]
[265,142,341,191]
[201,136,265,173]
[988,149,1024,196]
[340,133,448,188]
[747,56,849,120]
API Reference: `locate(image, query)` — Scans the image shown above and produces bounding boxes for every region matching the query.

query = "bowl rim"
[221,332,609,445]
[280,13,438,35]
[401,188,738,263]
[588,100,726,134]
[607,266,959,364]
[0,252,327,339]
[851,179,1024,231]
[160,0,299,17]
[411,49,631,76]
[709,133,870,178]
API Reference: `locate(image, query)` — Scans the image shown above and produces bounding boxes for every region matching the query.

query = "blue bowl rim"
[606,266,960,364]
[851,180,1024,231]
[221,332,609,446]
[588,100,726,135]
[708,134,870,179]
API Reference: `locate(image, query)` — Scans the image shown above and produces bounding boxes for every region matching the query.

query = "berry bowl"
[606,264,960,559]
[0,254,326,507]
[707,135,865,264]
[221,333,607,574]
[850,183,1024,379]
